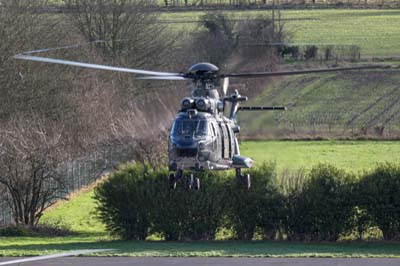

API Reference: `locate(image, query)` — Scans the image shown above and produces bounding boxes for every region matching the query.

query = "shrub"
[94,163,229,240]
[359,163,400,240]
[0,224,74,237]
[227,162,281,240]
[0,225,30,237]
[304,45,318,60]
[285,164,357,241]
[94,163,157,240]
[152,171,229,240]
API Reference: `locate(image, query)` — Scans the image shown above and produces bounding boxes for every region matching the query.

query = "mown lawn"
[240,140,400,173]
[2,235,400,258]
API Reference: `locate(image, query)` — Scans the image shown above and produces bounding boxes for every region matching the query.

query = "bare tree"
[63,0,174,68]
[0,118,66,226]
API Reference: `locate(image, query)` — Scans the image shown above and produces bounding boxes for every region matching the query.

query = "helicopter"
[14,45,392,190]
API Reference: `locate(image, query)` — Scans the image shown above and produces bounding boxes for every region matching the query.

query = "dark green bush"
[359,163,400,240]
[0,225,30,236]
[95,163,229,240]
[95,161,400,242]
[285,164,357,241]
[227,162,282,240]
[152,171,229,240]
[95,163,157,240]
[0,224,73,237]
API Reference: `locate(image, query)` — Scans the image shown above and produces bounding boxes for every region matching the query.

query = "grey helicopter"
[14,45,392,190]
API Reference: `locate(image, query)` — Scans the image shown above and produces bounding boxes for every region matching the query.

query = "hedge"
[94,162,400,241]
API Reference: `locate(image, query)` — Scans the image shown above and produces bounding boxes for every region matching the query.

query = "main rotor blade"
[14,54,180,76]
[221,65,392,78]
[137,76,188,80]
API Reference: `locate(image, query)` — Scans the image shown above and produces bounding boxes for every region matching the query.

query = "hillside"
[238,70,400,138]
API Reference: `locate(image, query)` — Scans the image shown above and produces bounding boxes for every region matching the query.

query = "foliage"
[94,163,229,240]
[94,163,157,240]
[0,224,74,237]
[358,163,400,240]
[227,162,282,240]
[154,171,229,240]
[94,161,400,242]
[0,225,31,237]
[287,165,356,241]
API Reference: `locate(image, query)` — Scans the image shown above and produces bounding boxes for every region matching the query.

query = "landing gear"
[168,169,183,190]
[168,170,200,191]
[186,173,200,191]
[236,168,251,190]
[168,173,176,190]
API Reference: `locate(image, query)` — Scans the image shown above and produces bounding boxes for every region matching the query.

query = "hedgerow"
[94,162,400,241]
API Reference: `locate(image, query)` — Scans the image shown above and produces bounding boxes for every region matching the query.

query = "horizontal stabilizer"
[239,106,287,111]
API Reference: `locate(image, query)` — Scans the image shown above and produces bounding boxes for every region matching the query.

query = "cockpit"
[171,119,209,137]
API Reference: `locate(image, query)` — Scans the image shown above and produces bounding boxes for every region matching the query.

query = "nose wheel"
[168,170,200,191]
[236,168,251,190]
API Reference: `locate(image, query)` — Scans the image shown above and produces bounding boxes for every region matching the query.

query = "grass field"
[162,9,400,56]
[240,140,400,173]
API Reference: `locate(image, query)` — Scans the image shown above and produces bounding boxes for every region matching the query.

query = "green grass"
[2,236,400,258]
[240,140,400,173]
[161,9,400,56]
[40,190,105,234]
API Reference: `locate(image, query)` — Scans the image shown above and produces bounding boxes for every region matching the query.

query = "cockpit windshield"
[171,119,208,137]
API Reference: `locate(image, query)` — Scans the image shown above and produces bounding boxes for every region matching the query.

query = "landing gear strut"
[236,168,251,190]
[168,169,183,190]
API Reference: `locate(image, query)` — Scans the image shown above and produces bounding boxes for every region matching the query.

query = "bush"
[94,163,229,240]
[94,163,157,240]
[0,224,74,237]
[285,164,357,241]
[0,225,30,237]
[304,45,318,60]
[227,162,282,240]
[359,163,400,240]
[152,171,229,241]
[95,162,400,242]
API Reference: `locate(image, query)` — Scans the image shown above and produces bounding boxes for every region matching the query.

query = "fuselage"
[168,110,238,171]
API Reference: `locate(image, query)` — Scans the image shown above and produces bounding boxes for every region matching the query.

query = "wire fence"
[0,143,134,229]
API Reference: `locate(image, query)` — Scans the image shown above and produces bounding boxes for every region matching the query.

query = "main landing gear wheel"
[186,173,200,191]
[168,173,176,190]
[168,169,183,190]
[243,173,251,190]
[236,168,251,190]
